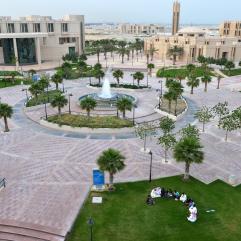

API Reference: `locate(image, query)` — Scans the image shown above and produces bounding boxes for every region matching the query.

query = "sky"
[0,0,240,24]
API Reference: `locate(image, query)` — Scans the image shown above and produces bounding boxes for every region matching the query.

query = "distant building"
[172,1,180,35]
[145,27,241,64]
[0,15,85,68]
[118,23,164,35]
[220,21,241,38]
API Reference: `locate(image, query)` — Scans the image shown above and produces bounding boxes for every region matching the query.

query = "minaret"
[172,0,180,35]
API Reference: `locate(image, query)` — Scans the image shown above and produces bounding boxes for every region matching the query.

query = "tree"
[232,107,241,129]
[80,97,97,117]
[174,136,204,180]
[97,148,125,188]
[169,81,184,116]
[195,106,213,132]
[197,55,206,67]
[218,114,239,141]
[148,46,158,61]
[135,122,156,152]
[0,103,13,132]
[28,82,43,100]
[187,75,200,94]
[52,73,63,90]
[212,102,229,123]
[239,61,241,67]
[147,63,155,76]
[133,72,144,87]
[180,124,200,139]
[51,93,68,117]
[163,91,175,114]
[159,134,176,163]
[167,46,184,65]
[93,68,105,85]
[201,74,212,92]
[225,61,235,75]
[116,97,133,118]
[92,40,102,63]
[176,73,186,84]
[113,69,124,87]
[186,64,195,75]
[217,75,222,89]
[159,116,175,135]
[117,41,127,64]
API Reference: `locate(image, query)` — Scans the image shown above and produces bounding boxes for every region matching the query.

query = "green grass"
[222,68,241,76]
[47,114,134,128]
[0,78,32,89]
[26,90,61,107]
[157,67,213,78]
[0,70,21,76]
[67,176,241,241]
[90,83,148,89]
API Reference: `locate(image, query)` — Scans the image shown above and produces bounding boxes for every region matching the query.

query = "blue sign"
[32,74,41,82]
[93,169,105,186]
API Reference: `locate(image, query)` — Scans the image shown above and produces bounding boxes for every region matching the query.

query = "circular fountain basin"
[79,93,137,108]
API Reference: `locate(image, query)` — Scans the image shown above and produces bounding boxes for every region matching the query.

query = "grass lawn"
[160,98,186,116]
[222,68,241,76]
[26,90,61,107]
[47,114,134,128]
[67,176,241,241]
[0,78,32,88]
[157,67,213,78]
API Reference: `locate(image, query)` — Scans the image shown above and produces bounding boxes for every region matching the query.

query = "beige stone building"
[118,23,164,35]
[219,21,241,37]
[0,15,85,68]
[172,1,180,35]
[145,27,241,64]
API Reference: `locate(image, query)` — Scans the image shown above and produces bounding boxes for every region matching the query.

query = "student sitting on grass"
[146,195,155,206]
[180,193,187,203]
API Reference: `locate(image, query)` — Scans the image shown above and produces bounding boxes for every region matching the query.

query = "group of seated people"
[146,187,198,223]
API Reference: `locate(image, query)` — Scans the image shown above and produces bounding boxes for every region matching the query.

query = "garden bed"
[221,68,241,76]
[159,97,187,116]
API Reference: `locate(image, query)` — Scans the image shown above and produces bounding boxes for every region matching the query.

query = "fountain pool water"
[79,68,137,108]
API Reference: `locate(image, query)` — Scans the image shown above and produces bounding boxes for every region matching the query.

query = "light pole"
[62,81,65,93]
[44,100,48,120]
[132,104,137,125]
[116,97,119,118]
[149,150,153,182]
[146,70,149,87]
[87,217,94,241]
[68,93,73,114]
[22,88,29,101]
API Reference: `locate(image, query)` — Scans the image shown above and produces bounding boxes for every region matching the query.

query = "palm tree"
[117,41,127,64]
[52,73,63,90]
[113,69,124,87]
[51,93,68,117]
[116,97,133,118]
[93,68,105,85]
[148,46,158,61]
[0,103,13,132]
[225,61,235,75]
[167,46,184,65]
[187,75,200,94]
[97,148,125,188]
[133,72,144,87]
[174,136,204,180]
[201,74,212,92]
[169,81,184,116]
[176,73,186,84]
[80,97,97,117]
[186,64,196,75]
[29,82,43,100]
[163,91,174,114]
[92,40,102,63]
[147,63,155,76]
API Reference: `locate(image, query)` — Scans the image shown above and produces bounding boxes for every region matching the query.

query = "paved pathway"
[0,73,240,240]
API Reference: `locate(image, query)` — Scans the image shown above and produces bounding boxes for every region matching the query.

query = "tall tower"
[172,1,180,35]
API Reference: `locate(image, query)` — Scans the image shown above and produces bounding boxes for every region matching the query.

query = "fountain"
[79,68,137,108]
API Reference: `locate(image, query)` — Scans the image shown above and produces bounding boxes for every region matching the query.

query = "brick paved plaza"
[0,72,240,240]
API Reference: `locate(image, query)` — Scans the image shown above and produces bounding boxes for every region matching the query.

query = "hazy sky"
[1,0,240,24]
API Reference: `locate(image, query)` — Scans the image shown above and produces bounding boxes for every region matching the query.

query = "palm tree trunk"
[56,83,58,90]
[217,79,220,89]
[168,100,171,114]
[98,77,101,85]
[184,162,190,180]
[58,107,61,117]
[191,86,194,94]
[3,116,9,132]
[122,54,124,64]
[173,55,176,65]
[117,78,119,87]
[174,99,178,116]
[164,147,167,163]
[202,122,205,132]
[87,110,90,117]
[123,110,126,118]
[109,173,114,186]
[97,52,100,63]
[225,130,228,142]
[204,82,207,92]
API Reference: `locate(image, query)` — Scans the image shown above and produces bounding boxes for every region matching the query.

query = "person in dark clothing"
[146,195,155,205]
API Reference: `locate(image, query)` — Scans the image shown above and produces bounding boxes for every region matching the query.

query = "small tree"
[51,73,63,90]
[225,61,235,75]
[212,102,229,123]
[28,82,43,100]
[187,75,200,94]
[51,93,68,117]
[201,74,212,92]
[97,148,125,188]
[133,72,144,87]
[0,103,13,132]
[80,97,97,117]
[116,97,133,118]
[174,136,204,180]
[159,134,176,163]
[147,63,155,76]
[218,114,239,141]
[163,91,175,114]
[167,46,184,65]
[239,61,241,67]
[159,116,175,135]
[135,122,156,151]
[180,124,200,139]
[93,68,105,85]
[113,69,124,87]
[195,106,213,132]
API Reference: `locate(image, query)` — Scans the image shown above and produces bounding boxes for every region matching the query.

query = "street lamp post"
[87,217,94,241]
[149,150,153,182]
[44,100,48,120]
[22,88,29,101]
[146,70,149,87]
[132,104,137,125]
[116,96,119,118]
[62,81,65,93]
[68,93,73,114]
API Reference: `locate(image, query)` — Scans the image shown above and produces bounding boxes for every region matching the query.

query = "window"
[7,23,15,33]
[33,23,41,32]
[47,23,54,32]
[59,37,76,44]
[61,23,68,32]
[205,41,209,45]
[20,23,28,33]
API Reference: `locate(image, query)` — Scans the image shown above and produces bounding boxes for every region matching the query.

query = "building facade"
[145,27,241,64]
[118,24,164,35]
[172,1,180,35]
[0,15,85,68]
[220,21,241,37]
